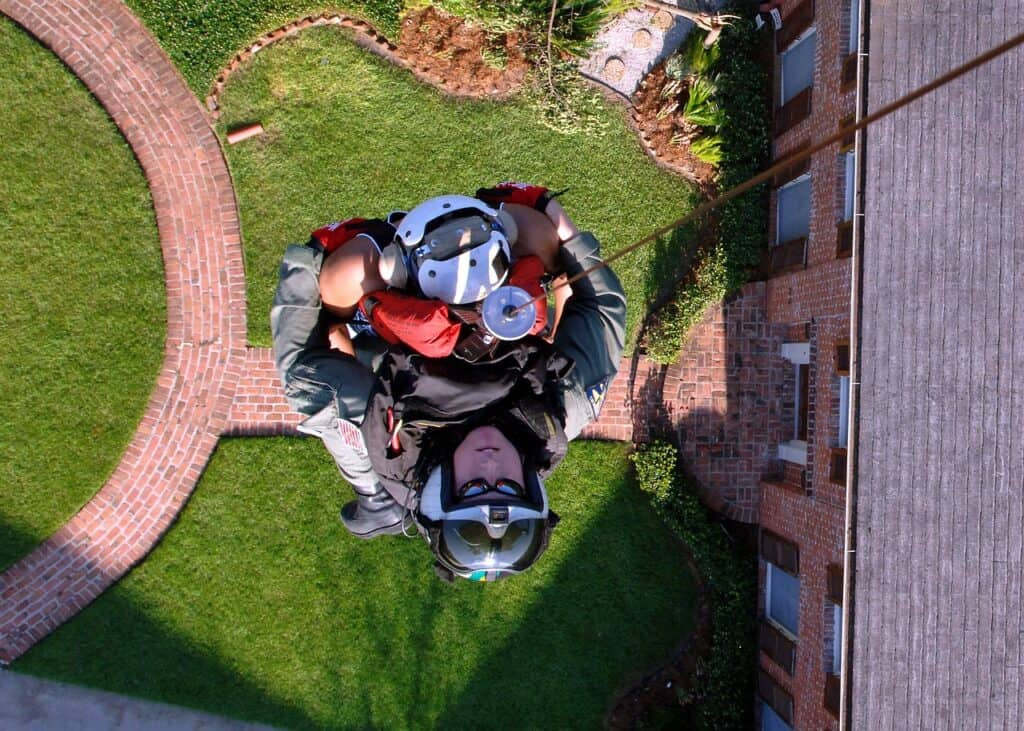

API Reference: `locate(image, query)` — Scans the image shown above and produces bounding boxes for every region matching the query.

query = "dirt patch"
[396,6,531,97]
[630,61,718,194]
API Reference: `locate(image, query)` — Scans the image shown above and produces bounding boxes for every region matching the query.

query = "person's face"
[452,426,525,501]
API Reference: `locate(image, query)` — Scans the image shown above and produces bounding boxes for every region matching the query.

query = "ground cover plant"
[632,441,757,729]
[0,18,165,571]
[15,439,699,729]
[642,13,771,364]
[214,25,699,350]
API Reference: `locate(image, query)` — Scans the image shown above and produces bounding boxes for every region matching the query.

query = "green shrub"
[690,132,724,165]
[642,12,770,364]
[677,27,721,78]
[631,441,756,730]
[682,75,724,130]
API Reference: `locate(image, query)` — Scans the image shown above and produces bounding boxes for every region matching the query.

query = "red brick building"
[755,0,861,728]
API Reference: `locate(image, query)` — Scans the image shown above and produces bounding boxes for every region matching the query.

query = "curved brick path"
[0,0,246,664]
[0,0,776,666]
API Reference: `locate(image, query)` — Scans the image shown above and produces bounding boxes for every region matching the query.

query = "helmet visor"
[440,518,544,572]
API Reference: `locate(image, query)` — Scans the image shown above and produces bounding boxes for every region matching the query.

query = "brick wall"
[758,0,856,728]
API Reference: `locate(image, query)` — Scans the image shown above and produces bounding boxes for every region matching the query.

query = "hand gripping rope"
[503,29,1024,322]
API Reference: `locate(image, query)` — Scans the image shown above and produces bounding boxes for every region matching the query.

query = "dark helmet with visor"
[417,461,559,582]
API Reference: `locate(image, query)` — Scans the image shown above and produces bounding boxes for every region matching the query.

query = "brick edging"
[0,0,246,665]
[204,11,524,118]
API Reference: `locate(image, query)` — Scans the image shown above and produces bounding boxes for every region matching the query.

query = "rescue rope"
[512,29,1024,317]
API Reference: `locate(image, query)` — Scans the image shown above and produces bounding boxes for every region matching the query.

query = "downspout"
[839,0,870,728]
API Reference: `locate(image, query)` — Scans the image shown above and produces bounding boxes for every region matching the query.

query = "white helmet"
[416,460,558,582]
[378,195,519,305]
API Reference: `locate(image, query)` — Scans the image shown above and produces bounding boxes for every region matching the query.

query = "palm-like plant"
[682,75,724,130]
[690,133,724,165]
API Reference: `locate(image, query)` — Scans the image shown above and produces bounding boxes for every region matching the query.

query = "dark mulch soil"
[606,587,713,729]
[397,6,532,97]
[630,61,718,193]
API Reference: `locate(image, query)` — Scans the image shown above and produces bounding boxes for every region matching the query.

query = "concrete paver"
[0,671,277,730]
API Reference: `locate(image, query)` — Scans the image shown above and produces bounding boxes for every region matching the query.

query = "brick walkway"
[0,0,246,664]
[0,0,782,665]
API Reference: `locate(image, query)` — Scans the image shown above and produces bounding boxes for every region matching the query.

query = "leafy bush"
[643,12,770,363]
[682,75,724,130]
[672,26,721,79]
[690,133,724,165]
[632,441,756,730]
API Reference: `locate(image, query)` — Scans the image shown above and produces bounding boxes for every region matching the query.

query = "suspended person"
[271,184,626,581]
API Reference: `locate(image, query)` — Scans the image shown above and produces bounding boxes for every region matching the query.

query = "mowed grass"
[0,18,165,570]
[215,25,699,349]
[16,439,698,729]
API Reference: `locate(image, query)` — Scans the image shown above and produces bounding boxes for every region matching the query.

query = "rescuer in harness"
[271,184,625,582]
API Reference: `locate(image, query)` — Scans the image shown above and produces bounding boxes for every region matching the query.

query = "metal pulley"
[480,286,537,341]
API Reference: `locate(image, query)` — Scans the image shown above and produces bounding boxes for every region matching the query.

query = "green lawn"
[214,25,700,350]
[0,18,165,571]
[15,439,698,729]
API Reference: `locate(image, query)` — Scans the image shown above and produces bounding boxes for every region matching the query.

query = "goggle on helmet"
[417,461,559,582]
[377,195,519,306]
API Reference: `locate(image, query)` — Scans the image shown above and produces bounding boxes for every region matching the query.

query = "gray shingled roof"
[851,0,1024,727]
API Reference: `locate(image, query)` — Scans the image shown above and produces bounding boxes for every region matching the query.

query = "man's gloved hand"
[507,255,549,336]
[310,217,395,255]
[358,290,462,359]
[475,182,554,213]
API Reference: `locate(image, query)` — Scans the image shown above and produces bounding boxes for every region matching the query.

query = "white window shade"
[767,562,801,635]
[838,375,851,445]
[843,151,856,221]
[777,175,812,244]
[781,29,817,105]
[849,0,861,54]
[831,602,843,674]
[762,702,795,731]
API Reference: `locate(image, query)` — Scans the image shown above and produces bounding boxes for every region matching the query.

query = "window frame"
[838,374,851,445]
[780,27,818,106]
[848,0,861,55]
[830,600,843,674]
[766,561,801,637]
[762,700,795,731]
[779,342,810,464]
[842,150,856,222]
[776,173,812,247]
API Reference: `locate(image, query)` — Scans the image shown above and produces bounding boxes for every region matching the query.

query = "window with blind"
[838,374,851,444]
[774,0,816,136]
[848,0,860,54]
[825,564,844,716]
[842,151,856,221]
[781,29,817,106]
[759,669,796,727]
[841,0,860,88]
[762,531,801,635]
[774,174,811,273]
[779,343,810,464]
[777,174,811,245]
[762,700,795,731]
[760,619,797,674]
